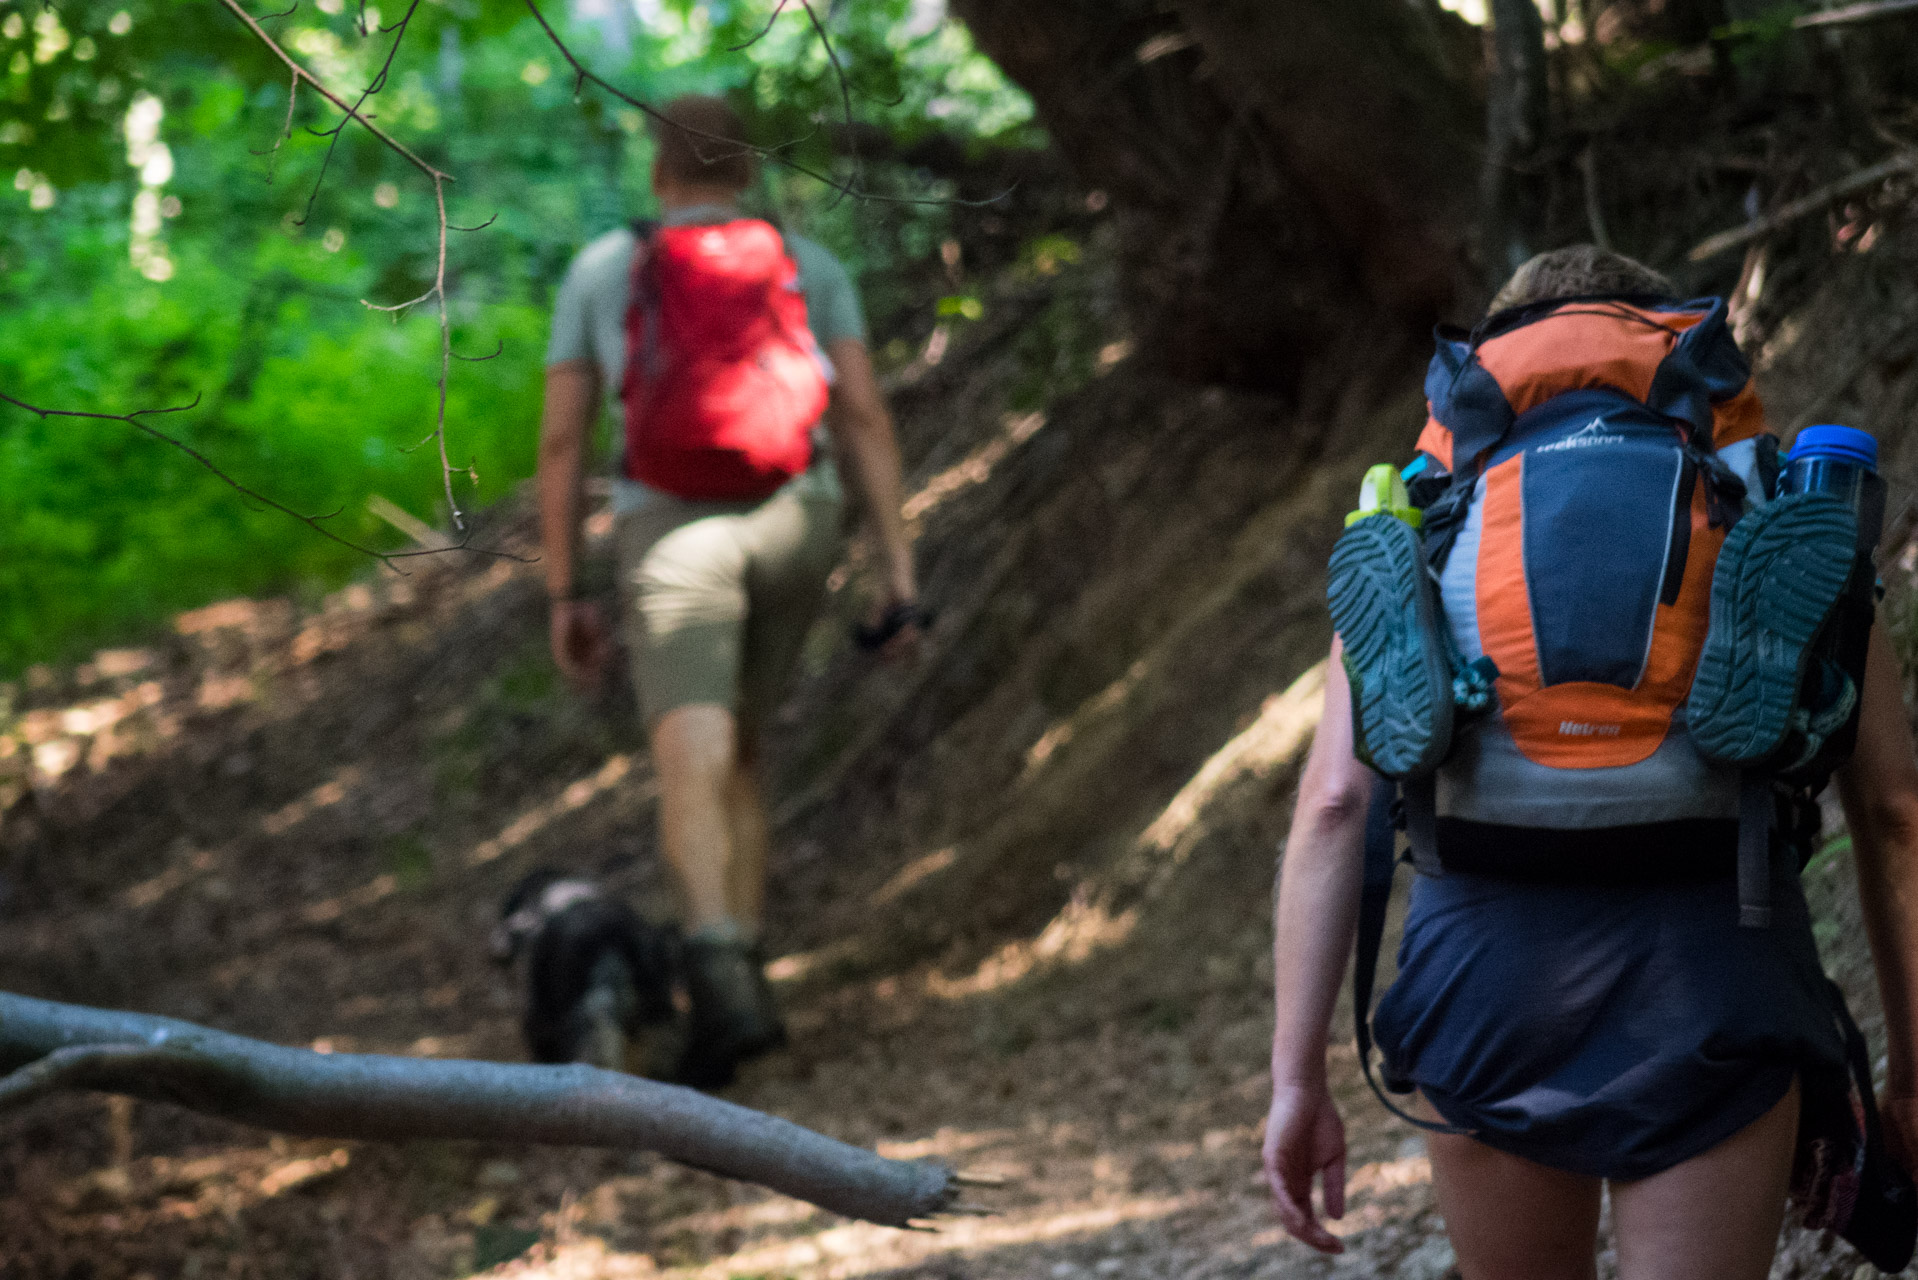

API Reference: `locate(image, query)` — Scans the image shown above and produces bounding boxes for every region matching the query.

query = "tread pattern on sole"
[1689,492,1858,766]
[1326,516,1454,778]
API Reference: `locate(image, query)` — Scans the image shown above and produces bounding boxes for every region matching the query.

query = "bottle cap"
[1789,424,1878,471]
[1345,463,1422,529]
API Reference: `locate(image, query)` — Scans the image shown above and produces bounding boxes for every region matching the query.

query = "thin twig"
[727,0,790,51]
[521,0,1006,209]
[0,391,531,567]
[0,391,390,561]
[297,0,423,228]
[798,0,858,206]
[218,0,444,178]
[218,0,473,528]
[1688,151,1918,261]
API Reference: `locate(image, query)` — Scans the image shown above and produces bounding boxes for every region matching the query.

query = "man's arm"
[822,337,916,608]
[538,360,601,600]
[538,360,609,686]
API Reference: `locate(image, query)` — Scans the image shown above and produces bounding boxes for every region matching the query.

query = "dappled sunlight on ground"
[1136,660,1324,859]
[925,893,1138,1000]
[468,754,648,867]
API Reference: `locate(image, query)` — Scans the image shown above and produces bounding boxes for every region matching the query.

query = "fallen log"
[0,991,955,1227]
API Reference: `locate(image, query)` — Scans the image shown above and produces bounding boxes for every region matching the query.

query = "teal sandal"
[1689,492,1858,766]
[1327,514,1456,778]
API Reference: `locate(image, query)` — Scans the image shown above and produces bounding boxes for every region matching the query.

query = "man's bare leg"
[651,704,782,1084]
[724,744,770,935]
[650,703,739,934]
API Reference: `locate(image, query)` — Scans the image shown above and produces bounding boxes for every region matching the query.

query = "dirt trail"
[5,229,1918,1279]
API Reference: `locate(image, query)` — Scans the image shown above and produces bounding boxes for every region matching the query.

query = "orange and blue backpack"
[1405,294,1769,863]
[1333,294,1912,1271]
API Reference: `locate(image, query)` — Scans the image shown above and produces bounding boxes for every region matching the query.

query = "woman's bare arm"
[1837,619,1918,1127]
[1272,642,1375,1082]
[1264,639,1377,1251]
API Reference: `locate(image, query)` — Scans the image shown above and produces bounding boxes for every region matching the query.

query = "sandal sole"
[1326,515,1454,778]
[1689,492,1857,765]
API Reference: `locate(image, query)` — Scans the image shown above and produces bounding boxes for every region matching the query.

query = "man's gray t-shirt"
[545,204,865,511]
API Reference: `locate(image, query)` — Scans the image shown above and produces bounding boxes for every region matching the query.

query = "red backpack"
[621,218,831,501]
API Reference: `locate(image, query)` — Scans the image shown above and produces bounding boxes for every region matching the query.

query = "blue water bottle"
[1782,424,1886,557]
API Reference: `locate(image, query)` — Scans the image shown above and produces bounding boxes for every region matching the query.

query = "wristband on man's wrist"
[854,600,934,651]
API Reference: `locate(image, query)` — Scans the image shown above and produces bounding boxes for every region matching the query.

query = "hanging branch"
[0,391,394,560]
[797,0,860,204]
[0,992,972,1227]
[217,0,476,532]
[0,391,526,568]
[294,0,426,229]
[521,0,1002,209]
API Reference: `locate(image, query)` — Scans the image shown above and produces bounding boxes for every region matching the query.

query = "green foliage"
[0,0,1034,674]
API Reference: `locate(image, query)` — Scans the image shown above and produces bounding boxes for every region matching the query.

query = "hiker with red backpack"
[536,96,923,1087]
[1265,246,1918,1278]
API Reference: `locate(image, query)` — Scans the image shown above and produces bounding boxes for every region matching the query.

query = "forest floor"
[0,491,1449,1280]
[5,219,1918,1279]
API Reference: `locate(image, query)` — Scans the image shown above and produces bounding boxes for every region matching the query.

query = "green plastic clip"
[1345,463,1423,529]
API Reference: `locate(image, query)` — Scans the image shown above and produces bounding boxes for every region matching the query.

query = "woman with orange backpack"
[1264,246,1918,1278]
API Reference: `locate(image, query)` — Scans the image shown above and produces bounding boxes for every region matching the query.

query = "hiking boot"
[678,936,786,1089]
[1326,512,1455,778]
[1689,491,1857,766]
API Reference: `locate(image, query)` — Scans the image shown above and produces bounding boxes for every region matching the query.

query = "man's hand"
[550,599,611,691]
[1263,1080,1348,1254]
[855,596,929,664]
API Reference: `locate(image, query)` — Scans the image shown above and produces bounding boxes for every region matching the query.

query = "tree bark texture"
[1483,0,1551,278]
[950,0,1482,387]
[0,992,954,1227]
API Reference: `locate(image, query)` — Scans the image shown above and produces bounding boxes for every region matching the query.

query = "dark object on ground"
[493,869,682,1074]
[680,936,787,1089]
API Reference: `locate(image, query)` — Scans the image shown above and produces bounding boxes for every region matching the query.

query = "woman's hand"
[1263,1079,1348,1253]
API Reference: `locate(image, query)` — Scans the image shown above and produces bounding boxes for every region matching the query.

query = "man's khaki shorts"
[614,482,844,737]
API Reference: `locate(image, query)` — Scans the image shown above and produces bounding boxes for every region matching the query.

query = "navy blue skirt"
[1373,864,1847,1180]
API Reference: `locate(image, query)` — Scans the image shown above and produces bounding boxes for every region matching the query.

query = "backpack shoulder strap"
[1352,775,1471,1136]
[626,219,667,387]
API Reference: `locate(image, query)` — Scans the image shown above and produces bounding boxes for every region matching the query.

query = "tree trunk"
[949,0,1483,388]
[1484,0,1552,279]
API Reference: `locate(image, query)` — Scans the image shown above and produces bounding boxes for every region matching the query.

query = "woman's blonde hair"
[1488,245,1675,315]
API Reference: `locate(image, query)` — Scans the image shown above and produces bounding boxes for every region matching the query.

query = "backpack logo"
[1536,417,1627,454]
